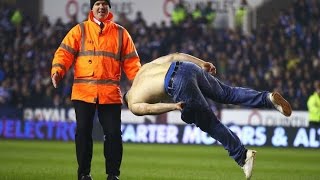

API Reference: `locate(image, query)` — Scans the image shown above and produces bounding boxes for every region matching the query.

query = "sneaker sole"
[273,92,292,117]
[247,150,257,180]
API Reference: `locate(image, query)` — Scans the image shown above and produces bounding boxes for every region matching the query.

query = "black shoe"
[107,175,119,180]
[81,174,93,180]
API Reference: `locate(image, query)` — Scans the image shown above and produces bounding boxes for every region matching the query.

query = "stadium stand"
[0,0,319,119]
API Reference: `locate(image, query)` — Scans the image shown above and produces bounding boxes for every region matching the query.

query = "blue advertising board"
[1,119,319,148]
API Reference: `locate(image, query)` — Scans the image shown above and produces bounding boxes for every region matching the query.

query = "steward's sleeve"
[51,24,81,78]
[121,28,141,81]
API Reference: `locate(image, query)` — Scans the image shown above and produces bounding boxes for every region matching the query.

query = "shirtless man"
[124,53,292,180]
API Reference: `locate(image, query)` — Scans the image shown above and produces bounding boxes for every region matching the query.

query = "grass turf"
[0,140,319,180]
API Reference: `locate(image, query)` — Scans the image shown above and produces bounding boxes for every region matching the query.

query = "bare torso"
[125,53,213,115]
[127,62,172,104]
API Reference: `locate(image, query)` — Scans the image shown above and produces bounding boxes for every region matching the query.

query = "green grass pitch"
[0,140,319,180]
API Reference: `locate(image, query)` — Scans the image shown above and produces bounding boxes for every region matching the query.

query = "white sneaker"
[242,150,257,180]
[269,92,292,117]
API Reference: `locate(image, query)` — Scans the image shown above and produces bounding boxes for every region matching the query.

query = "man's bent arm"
[129,102,179,116]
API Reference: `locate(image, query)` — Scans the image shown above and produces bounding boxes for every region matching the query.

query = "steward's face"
[92,1,109,21]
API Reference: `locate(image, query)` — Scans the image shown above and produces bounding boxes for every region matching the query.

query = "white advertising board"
[41,0,264,26]
[22,107,308,127]
[42,0,173,25]
[221,109,309,127]
[122,109,309,127]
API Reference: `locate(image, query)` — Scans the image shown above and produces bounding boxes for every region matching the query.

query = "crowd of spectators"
[0,0,319,117]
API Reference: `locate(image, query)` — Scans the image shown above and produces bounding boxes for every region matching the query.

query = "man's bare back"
[127,62,172,105]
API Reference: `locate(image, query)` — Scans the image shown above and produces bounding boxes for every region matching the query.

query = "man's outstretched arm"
[129,102,183,116]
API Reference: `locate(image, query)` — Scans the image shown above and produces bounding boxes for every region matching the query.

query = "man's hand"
[202,62,216,75]
[51,72,61,88]
[176,102,185,111]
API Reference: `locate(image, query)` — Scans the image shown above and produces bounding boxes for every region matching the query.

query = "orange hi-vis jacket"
[51,11,141,104]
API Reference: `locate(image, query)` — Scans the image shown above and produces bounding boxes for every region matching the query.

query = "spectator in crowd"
[235,0,249,31]
[51,0,141,180]
[191,3,203,24]
[171,1,187,25]
[0,79,11,105]
[307,80,320,127]
[124,52,292,180]
[10,8,23,27]
[202,1,216,26]
[133,11,146,25]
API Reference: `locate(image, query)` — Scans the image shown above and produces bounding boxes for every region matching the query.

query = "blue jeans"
[165,61,273,166]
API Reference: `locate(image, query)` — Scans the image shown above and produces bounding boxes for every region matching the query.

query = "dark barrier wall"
[0,119,319,148]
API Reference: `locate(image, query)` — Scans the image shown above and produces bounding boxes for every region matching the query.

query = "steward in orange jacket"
[51,9,141,104]
[51,1,141,179]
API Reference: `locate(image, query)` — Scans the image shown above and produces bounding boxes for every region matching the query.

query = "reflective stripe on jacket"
[51,11,141,104]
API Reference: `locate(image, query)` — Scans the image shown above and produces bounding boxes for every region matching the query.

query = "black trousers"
[73,100,123,179]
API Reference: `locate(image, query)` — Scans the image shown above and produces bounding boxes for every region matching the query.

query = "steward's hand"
[51,72,61,88]
[202,62,216,75]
